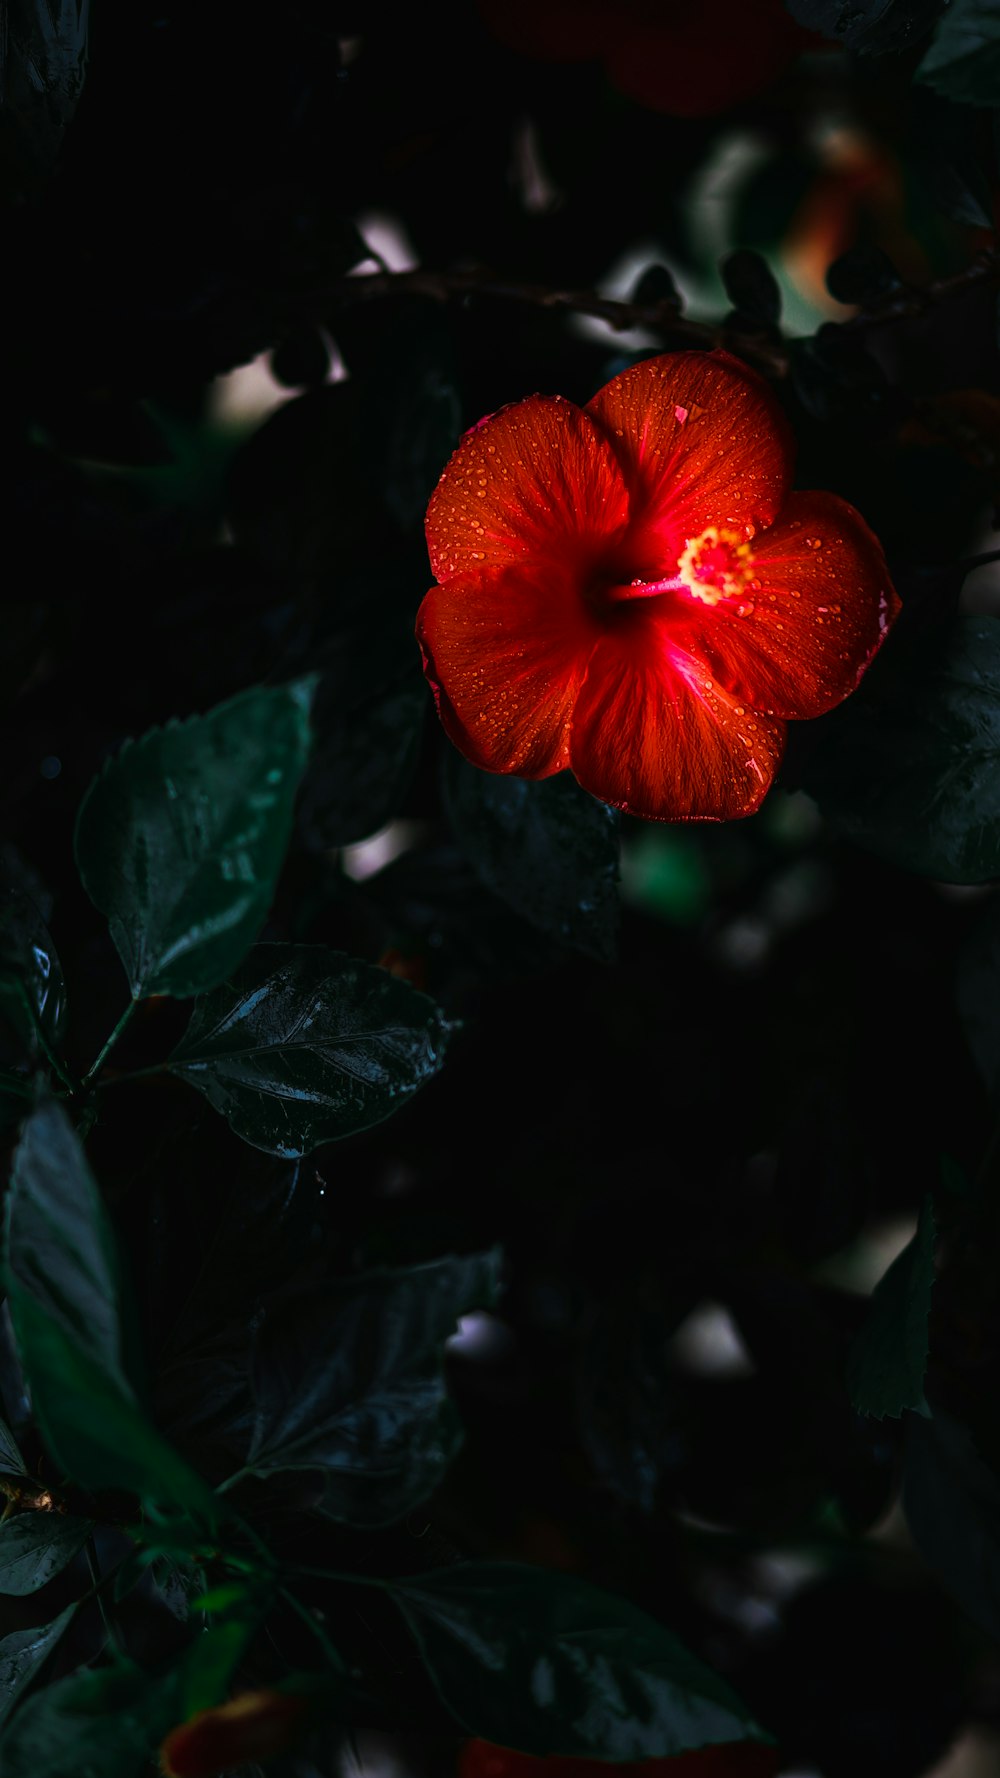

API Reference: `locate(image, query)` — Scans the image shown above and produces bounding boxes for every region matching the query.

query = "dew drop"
[806,536,822,550]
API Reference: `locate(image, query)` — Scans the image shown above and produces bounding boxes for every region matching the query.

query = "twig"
[326,249,1000,379]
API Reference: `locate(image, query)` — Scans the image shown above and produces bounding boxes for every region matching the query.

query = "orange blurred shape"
[460,1739,781,1778]
[160,1690,307,1778]
[377,946,428,991]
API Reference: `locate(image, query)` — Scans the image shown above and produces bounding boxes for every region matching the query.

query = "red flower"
[478,0,811,118]
[460,1738,781,1778]
[417,352,898,822]
[160,1690,307,1778]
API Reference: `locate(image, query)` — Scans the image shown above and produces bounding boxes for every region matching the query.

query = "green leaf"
[957,891,1000,1097]
[0,1418,28,1480]
[0,1606,78,1733]
[178,1618,257,1717]
[168,944,453,1156]
[917,0,1000,104]
[246,1250,501,1522]
[904,1411,1000,1641]
[0,1515,91,1597]
[805,618,1000,882]
[0,1659,179,1778]
[4,1100,215,1520]
[74,679,314,1000]
[0,850,67,1058]
[390,1561,766,1758]
[847,1198,936,1419]
[443,756,620,961]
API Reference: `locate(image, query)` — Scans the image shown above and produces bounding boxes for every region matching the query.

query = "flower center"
[676,526,756,606]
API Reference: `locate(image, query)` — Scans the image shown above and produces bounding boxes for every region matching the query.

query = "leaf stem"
[83,1001,141,1088]
[279,1586,348,1672]
[85,1538,125,1656]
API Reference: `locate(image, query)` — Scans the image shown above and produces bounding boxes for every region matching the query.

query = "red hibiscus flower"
[160,1689,307,1777]
[460,1738,781,1778]
[417,352,898,822]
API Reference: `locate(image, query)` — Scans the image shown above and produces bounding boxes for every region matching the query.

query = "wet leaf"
[391,1562,766,1758]
[4,1099,215,1518]
[0,1659,179,1778]
[917,0,1000,104]
[298,670,426,851]
[787,0,943,56]
[904,1411,1000,1642]
[74,679,314,1000]
[247,1250,501,1521]
[0,1606,78,1732]
[804,618,1000,881]
[0,1514,91,1597]
[0,1417,28,1480]
[443,756,620,961]
[847,1198,936,1419]
[169,944,453,1156]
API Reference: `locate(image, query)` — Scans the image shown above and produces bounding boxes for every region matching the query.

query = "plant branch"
[326,249,1000,379]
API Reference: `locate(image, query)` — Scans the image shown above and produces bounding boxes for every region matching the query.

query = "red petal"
[417,565,598,777]
[460,1740,781,1778]
[689,491,900,721]
[608,0,809,117]
[161,1692,306,1778]
[569,613,784,820]
[586,353,793,566]
[425,395,631,585]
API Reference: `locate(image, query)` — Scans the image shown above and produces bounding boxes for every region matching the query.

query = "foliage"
[2,2,1000,1775]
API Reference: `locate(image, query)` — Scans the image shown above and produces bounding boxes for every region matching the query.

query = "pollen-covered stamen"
[677,525,756,606]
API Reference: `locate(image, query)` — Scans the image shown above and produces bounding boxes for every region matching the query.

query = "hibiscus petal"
[425,395,631,583]
[570,615,785,821]
[586,352,793,564]
[417,564,598,777]
[689,491,900,721]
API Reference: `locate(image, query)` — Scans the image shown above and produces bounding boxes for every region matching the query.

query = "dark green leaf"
[576,1295,687,1512]
[1,0,90,175]
[74,679,314,1000]
[787,0,944,55]
[917,0,1000,104]
[4,1100,215,1519]
[847,1198,936,1418]
[0,1417,28,1480]
[0,1606,78,1732]
[958,892,1000,1096]
[720,250,781,326]
[298,673,426,851]
[0,849,67,1058]
[904,1411,1000,1641]
[169,944,453,1156]
[0,1514,91,1597]
[0,1659,179,1778]
[804,618,1000,882]
[391,1561,766,1758]
[443,757,620,961]
[247,1250,501,1522]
